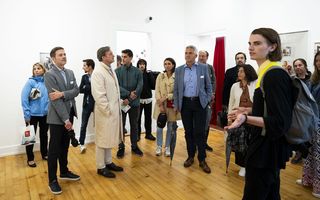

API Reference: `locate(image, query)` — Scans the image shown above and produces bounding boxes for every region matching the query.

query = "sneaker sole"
[59,177,80,181]
[48,186,62,195]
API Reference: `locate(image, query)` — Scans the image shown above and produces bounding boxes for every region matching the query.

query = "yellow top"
[255,60,281,89]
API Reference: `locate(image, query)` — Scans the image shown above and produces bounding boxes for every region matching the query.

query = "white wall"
[185,0,320,69]
[0,0,185,156]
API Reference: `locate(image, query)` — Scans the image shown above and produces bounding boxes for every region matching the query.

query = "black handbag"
[217,108,228,128]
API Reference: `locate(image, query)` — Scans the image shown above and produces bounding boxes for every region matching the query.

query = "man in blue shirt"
[173,45,212,173]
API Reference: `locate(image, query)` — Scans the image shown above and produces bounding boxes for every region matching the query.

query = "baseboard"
[0,133,96,157]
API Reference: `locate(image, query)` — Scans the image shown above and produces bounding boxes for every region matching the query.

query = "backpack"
[260,66,319,144]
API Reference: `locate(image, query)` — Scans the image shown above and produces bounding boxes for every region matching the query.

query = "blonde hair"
[32,62,46,77]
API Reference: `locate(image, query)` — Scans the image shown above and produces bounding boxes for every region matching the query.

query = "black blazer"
[222,65,239,106]
[79,74,95,110]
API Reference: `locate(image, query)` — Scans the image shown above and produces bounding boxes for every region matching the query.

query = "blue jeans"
[156,121,177,147]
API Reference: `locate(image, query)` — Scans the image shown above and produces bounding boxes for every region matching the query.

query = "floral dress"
[302,82,320,194]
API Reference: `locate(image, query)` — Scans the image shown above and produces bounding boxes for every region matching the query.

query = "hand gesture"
[130,91,137,100]
[224,114,246,130]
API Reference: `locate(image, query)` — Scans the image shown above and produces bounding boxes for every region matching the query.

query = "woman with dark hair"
[226,28,294,199]
[137,59,156,141]
[296,51,320,198]
[293,58,311,84]
[290,58,311,164]
[227,64,257,177]
[153,58,180,156]
[21,63,49,167]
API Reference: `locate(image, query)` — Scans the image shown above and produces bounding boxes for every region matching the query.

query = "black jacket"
[222,65,239,106]
[140,70,155,99]
[247,69,293,169]
[79,74,95,110]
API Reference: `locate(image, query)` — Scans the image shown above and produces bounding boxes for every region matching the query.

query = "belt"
[183,96,199,101]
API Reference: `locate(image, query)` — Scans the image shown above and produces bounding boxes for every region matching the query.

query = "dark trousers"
[26,115,49,161]
[181,98,207,162]
[243,167,281,200]
[138,103,152,137]
[204,104,212,145]
[79,104,93,145]
[235,151,246,167]
[48,110,74,183]
[119,106,140,149]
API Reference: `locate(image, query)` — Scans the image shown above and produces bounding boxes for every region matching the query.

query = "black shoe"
[106,162,124,172]
[117,148,125,159]
[60,171,80,181]
[183,157,194,168]
[199,161,211,174]
[27,160,37,168]
[145,134,156,141]
[205,145,213,152]
[42,156,48,160]
[48,180,62,195]
[132,147,143,157]
[97,167,116,178]
[124,128,128,134]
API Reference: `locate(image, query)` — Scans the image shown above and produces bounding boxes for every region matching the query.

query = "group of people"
[20,27,320,199]
[224,28,320,199]
[20,45,215,195]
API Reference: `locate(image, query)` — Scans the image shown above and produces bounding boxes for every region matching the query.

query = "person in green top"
[115,49,144,158]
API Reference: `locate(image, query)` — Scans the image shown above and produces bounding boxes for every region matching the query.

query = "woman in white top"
[228,64,257,177]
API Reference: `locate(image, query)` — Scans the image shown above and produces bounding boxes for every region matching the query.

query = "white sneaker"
[155,146,162,156]
[296,179,302,185]
[238,167,246,177]
[80,145,86,154]
[165,147,170,157]
[312,192,320,198]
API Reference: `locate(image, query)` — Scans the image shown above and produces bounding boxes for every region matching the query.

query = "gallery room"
[0,0,319,199]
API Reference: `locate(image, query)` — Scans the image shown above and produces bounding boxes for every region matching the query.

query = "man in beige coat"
[91,46,124,178]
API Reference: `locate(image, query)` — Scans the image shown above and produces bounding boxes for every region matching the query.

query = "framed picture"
[314,42,320,55]
[40,52,52,70]
[282,46,291,56]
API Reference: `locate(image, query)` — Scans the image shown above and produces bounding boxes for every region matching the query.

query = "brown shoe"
[199,161,211,174]
[183,157,194,168]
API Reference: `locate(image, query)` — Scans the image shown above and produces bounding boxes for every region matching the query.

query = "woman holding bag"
[153,58,180,156]
[21,63,49,167]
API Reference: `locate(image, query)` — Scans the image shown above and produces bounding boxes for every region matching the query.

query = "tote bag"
[21,125,36,145]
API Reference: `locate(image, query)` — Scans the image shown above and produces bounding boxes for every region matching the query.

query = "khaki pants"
[96,146,112,169]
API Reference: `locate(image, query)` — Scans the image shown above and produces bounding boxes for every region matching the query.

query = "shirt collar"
[184,62,198,68]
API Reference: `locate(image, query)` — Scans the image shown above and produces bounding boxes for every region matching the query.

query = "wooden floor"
[0,128,317,200]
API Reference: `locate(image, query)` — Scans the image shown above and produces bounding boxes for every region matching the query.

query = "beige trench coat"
[91,62,123,148]
[153,72,181,122]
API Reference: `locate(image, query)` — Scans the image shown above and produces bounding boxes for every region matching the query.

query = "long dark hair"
[164,57,176,73]
[239,64,258,82]
[311,51,320,84]
[137,59,147,72]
